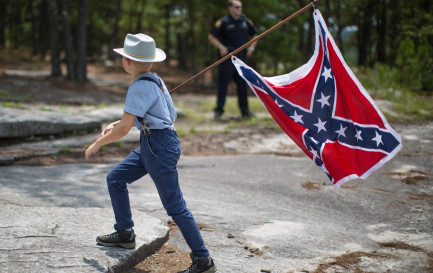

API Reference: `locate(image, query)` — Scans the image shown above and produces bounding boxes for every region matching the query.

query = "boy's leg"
[144,130,209,257]
[106,147,147,230]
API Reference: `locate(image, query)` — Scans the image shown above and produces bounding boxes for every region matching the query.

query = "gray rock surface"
[0,163,169,273]
[0,89,431,272]
[0,105,123,138]
[0,206,168,273]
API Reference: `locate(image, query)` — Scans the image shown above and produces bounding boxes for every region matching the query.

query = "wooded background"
[0,0,432,90]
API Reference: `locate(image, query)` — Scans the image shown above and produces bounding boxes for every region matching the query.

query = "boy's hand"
[101,124,114,136]
[85,142,100,161]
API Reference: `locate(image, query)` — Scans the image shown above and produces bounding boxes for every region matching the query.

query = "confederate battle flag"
[232,10,402,186]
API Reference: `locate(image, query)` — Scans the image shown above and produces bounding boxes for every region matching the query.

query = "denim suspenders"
[136,76,165,134]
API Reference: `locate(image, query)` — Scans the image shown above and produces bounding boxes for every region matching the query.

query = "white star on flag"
[355,130,363,142]
[335,124,347,138]
[275,99,283,107]
[310,137,320,145]
[322,67,333,82]
[290,110,304,124]
[372,131,383,147]
[314,117,327,133]
[316,92,331,108]
[309,147,320,161]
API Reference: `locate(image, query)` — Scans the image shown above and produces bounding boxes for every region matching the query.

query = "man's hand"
[219,46,229,57]
[247,46,254,58]
[209,34,229,57]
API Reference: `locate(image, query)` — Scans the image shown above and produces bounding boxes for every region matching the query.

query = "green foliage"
[0,102,23,109]
[357,64,433,122]
[0,89,10,100]
[0,0,432,96]
[60,145,71,153]
[396,37,433,90]
[115,141,125,148]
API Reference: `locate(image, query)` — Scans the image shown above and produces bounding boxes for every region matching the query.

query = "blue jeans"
[106,128,209,257]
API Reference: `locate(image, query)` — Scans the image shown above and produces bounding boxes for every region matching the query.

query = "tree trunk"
[48,0,61,76]
[357,8,372,66]
[61,0,75,79]
[76,0,88,82]
[334,0,344,56]
[164,3,171,62]
[187,0,197,74]
[387,0,402,65]
[324,0,330,20]
[109,0,122,61]
[305,14,314,62]
[135,0,147,33]
[177,33,187,69]
[28,0,38,55]
[0,0,6,48]
[376,0,387,63]
[39,0,49,59]
[11,2,22,49]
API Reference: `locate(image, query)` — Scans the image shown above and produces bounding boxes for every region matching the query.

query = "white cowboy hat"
[113,33,166,62]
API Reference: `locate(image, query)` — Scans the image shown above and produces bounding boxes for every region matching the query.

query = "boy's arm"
[101,120,121,136]
[85,112,135,160]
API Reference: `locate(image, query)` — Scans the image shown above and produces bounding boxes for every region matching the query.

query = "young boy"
[85,33,216,273]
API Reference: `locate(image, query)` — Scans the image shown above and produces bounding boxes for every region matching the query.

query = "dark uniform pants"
[216,56,249,115]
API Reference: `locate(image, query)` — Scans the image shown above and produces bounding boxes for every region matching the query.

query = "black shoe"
[241,110,255,119]
[96,224,136,249]
[214,111,223,120]
[177,253,217,273]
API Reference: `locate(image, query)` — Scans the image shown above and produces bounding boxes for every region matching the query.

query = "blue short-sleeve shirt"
[123,73,177,130]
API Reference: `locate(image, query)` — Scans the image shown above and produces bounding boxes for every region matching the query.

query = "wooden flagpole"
[170,0,322,93]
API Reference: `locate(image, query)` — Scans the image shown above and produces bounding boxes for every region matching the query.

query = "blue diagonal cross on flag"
[232,10,402,186]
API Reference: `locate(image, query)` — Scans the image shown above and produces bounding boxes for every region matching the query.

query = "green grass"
[197,96,265,115]
[357,65,433,122]
[175,102,208,122]
[0,102,24,109]
[0,88,10,100]
[60,145,71,153]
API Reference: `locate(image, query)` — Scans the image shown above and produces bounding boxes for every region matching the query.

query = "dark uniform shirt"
[210,14,257,57]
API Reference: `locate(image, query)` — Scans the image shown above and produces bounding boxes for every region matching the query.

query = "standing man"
[209,0,258,119]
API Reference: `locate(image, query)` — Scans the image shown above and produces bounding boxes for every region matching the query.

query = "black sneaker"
[178,253,217,273]
[241,110,255,119]
[214,111,223,120]
[96,224,136,249]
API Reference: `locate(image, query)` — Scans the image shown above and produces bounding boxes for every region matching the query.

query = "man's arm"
[208,33,229,57]
[85,112,136,160]
[246,34,258,58]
